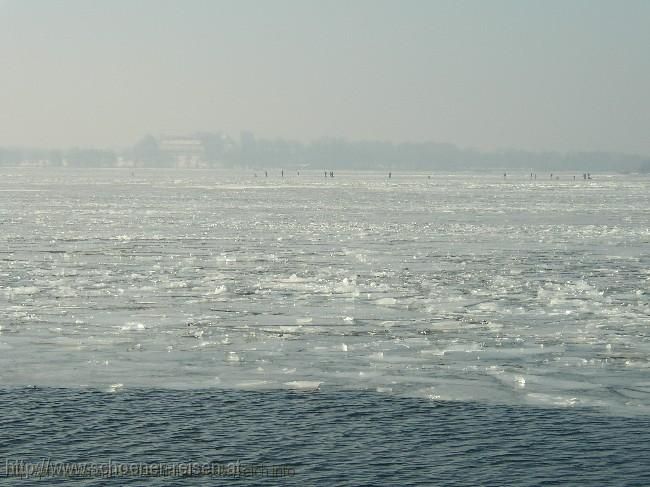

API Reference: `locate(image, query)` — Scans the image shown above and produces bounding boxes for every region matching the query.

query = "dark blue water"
[1,388,649,485]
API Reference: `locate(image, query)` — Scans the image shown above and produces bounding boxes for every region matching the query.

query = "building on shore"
[158,136,206,167]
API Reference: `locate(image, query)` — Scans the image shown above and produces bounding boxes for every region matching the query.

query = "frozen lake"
[1,168,649,414]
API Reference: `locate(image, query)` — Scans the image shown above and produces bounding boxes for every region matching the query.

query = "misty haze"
[1,1,649,485]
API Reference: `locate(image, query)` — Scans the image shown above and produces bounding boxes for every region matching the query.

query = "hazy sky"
[1,0,649,153]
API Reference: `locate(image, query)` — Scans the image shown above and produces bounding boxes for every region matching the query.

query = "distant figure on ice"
[389,172,391,179]
[281,169,284,177]
[503,173,506,179]
[330,171,334,177]
[265,171,268,177]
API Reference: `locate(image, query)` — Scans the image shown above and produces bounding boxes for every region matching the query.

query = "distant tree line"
[1,133,649,172]
[0,147,117,167]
